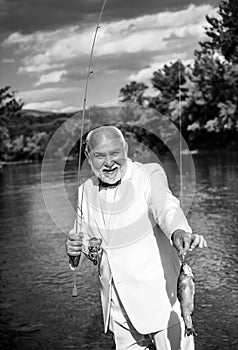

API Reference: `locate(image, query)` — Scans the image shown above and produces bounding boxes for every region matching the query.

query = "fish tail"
[183,315,197,337]
[185,324,197,337]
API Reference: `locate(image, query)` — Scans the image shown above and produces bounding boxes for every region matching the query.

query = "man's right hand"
[65,232,84,257]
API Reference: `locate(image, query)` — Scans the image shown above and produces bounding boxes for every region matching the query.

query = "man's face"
[86,136,128,184]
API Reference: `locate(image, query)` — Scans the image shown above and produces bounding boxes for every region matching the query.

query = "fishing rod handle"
[69,254,81,269]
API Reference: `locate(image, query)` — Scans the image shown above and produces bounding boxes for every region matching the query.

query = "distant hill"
[8,109,77,138]
[7,105,123,139]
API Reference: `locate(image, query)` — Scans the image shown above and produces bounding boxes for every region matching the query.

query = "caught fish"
[177,262,196,336]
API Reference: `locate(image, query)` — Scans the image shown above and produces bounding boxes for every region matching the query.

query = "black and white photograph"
[0,0,237,349]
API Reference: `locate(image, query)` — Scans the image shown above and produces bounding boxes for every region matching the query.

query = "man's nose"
[104,155,114,167]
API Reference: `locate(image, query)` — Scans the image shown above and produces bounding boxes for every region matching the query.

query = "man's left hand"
[171,229,207,253]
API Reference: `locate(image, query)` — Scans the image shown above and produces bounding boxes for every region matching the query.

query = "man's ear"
[84,149,91,163]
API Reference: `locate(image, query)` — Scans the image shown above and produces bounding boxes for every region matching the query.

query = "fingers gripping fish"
[177,261,197,336]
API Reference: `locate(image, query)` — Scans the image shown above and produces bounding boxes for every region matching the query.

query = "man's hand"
[171,229,207,254]
[65,232,84,257]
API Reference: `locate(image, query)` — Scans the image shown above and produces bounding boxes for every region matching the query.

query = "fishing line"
[178,58,183,207]
[177,0,183,209]
[176,0,187,264]
[71,0,108,297]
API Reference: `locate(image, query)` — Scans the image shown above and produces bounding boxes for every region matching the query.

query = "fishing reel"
[86,238,102,265]
[69,237,102,298]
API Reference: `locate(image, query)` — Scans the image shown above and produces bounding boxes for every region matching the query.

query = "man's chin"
[100,175,120,185]
[91,164,127,185]
[99,169,122,185]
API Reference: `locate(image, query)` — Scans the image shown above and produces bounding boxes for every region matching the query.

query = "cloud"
[23,100,65,112]
[34,70,67,86]
[60,106,79,113]
[23,100,80,113]
[129,64,164,82]
[126,4,218,82]
[18,60,64,74]
[0,0,219,34]
[2,58,15,63]
[2,4,218,87]
[17,87,80,103]
[129,58,194,82]
[94,4,218,56]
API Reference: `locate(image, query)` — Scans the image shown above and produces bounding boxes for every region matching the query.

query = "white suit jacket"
[70,159,192,334]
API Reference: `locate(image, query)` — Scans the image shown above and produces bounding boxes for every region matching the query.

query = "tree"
[119,103,177,156]
[25,132,49,161]
[200,0,238,63]
[0,86,24,160]
[0,126,11,160]
[119,81,148,105]
[150,61,186,115]
[190,0,238,147]
[117,2,238,150]
[165,51,238,148]
[0,86,23,124]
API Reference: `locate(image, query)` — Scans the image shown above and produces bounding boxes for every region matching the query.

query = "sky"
[0,0,221,112]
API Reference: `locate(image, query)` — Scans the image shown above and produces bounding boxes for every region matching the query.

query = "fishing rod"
[68,0,108,297]
[68,0,184,296]
[177,0,183,210]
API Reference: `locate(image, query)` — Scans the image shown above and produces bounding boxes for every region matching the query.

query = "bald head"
[85,126,126,153]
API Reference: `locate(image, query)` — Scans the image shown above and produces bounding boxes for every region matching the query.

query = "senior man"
[66,126,207,350]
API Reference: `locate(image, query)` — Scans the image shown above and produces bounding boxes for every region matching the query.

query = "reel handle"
[69,255,81,269]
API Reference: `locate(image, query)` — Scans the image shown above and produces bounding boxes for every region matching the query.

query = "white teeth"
[104,168,117,172]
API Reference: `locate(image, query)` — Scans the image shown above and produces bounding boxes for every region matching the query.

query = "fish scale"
[177,261,197,337]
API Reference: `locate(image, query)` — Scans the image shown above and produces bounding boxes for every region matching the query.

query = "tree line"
[0,0,237,162]
[119,0,238,151]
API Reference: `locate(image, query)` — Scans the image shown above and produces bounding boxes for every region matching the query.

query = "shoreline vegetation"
[0,1,238,164]
[0,147,237,169]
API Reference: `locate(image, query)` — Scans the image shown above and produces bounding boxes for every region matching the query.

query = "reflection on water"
[0,152,237,350]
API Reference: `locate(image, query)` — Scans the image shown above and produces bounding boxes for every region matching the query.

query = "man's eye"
[111,152,120,156]
[95,155,104,159]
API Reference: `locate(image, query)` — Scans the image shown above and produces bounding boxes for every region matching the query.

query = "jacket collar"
[121,158,133,182]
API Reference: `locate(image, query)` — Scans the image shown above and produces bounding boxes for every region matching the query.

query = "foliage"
[200,0,238,63]
[0,126,11,160]
[0,86,24,161]
[150,61,186,115]
[0,86,23,125]
[1,2,238,162]
[119,103,177,157]
[119,81,148,105]
[4,132,50,161]
[119,1,238,150]
[169,52,237,121]
[0,103,127,161]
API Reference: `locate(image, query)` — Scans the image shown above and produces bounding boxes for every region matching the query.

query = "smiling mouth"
[103,167,118,175]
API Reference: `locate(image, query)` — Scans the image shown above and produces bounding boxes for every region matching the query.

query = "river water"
[0,152,237,350]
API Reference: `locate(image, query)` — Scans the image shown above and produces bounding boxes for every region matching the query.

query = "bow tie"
[98,179,121,190]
